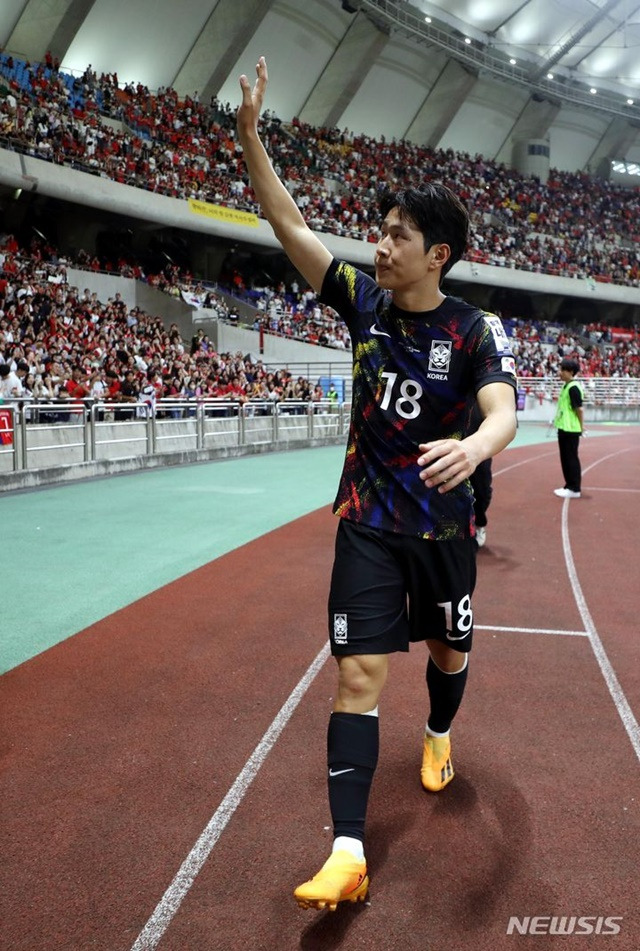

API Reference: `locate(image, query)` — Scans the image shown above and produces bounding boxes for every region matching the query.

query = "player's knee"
[427,639,468,674]
[335,654,387,710]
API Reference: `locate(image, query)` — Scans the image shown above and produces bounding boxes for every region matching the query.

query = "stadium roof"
[373,0,640,98]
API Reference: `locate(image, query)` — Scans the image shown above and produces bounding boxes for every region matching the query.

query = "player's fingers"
[420,460,451,484]
[239,74,251,103]
[417,439,452,467]
[437,472,458,493]
[255,56,268,94]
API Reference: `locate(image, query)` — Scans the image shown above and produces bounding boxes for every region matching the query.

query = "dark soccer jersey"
[320,258,517,540]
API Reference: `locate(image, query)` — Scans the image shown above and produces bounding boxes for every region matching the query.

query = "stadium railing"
[0,399,350,477]
[1,378,638,486]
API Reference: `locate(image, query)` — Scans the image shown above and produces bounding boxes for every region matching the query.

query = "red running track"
[1,429,639,950]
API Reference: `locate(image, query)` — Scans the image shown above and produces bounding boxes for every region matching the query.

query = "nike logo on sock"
[328,768,355,777]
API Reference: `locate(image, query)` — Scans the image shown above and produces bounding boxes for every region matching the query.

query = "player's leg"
[406,536,475,791]
[294,522,408,910]
[328,653,387,848]
[294,654,387,910]
[421,640,468,791]
[470,459,492,547]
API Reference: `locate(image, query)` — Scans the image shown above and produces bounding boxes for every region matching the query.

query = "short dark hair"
[560,357,580,375]
[379,183,469,279]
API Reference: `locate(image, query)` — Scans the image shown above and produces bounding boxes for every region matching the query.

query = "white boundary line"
[585,486,640,493]
[476,624,587,636]
[129,642,331,951]
[560,446,640,763]
[492,449,556,478]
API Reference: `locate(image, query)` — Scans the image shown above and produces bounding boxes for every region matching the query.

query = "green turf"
[0,423,628,673]
[0,447,347,674]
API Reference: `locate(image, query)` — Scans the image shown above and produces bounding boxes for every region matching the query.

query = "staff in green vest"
[553,357,584,499]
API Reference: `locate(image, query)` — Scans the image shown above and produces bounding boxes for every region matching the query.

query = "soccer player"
[237,57,518,911]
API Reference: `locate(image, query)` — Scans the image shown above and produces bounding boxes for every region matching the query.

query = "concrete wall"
[0,436,346,493]
[216,322,351,372]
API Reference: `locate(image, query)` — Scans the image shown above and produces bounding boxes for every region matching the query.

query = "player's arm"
[465,380,518,462]
[237,57,332,293]
[418,382,516,492]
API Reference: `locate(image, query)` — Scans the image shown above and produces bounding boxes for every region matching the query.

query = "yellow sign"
[187,199,259,227]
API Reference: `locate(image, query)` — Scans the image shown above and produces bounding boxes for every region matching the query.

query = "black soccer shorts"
[328,519,477,655]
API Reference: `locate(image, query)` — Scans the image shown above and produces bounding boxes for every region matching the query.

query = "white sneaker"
[554,488,581,498]
[475,526,487,547]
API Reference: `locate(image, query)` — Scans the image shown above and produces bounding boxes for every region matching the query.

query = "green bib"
[554,380,583,432]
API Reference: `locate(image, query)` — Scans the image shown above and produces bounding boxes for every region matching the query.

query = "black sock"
[327,712,379,843]
[426,656,469,734]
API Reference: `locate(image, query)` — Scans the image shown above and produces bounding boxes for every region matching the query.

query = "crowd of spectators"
[507,321,639,378]
[1,51,639,401]
[1,231,638,423]
[0,234,327,410]
[252,296,350,350]
[151,263,639,375]
[1,52,640,287]
[160,267,352,351]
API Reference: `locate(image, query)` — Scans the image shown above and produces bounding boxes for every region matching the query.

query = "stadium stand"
[1,52,640,288]
[1,50,638,453]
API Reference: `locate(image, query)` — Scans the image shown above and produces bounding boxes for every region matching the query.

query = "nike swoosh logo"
[328,768,355,777]
[370,324,391,338]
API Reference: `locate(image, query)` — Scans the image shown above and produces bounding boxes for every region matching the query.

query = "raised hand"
[237,56,268,135]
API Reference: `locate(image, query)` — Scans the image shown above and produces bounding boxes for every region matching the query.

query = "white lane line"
[129,642,331,951]
[585,487,640,493]
[560,446,640,763]
[493,450,556,478]
[477,624,587,636]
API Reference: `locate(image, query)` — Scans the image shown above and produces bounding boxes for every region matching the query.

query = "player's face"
[375,207,445,292]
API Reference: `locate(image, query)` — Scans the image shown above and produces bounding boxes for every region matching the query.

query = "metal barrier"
[0,405,16,471]
[2,379,639,477]
[518,377,640,406]
[0,399,350,473]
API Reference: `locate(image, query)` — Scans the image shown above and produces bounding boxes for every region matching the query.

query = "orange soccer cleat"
[294,850,369,911]
[421,733,454,791]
